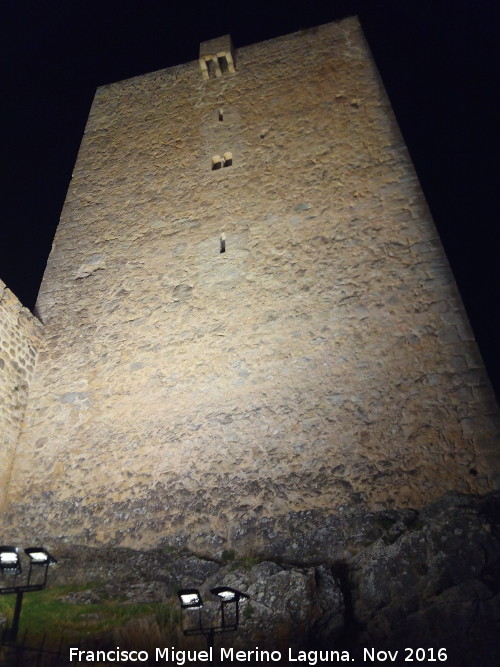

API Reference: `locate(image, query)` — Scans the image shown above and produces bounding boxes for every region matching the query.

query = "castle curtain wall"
[0,280,42,510]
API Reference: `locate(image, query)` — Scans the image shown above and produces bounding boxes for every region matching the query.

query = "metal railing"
[0,628,65,666]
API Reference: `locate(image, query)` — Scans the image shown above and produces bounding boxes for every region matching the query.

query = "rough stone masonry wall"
[4,18,500,551]
[0,280,42,509]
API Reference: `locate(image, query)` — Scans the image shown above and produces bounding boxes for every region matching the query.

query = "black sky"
[2,0,499,398]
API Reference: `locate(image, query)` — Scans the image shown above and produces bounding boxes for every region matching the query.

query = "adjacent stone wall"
[0,280,42,509]
[4,18,500,550]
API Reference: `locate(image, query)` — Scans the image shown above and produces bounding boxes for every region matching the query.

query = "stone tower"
[3,17,499,552]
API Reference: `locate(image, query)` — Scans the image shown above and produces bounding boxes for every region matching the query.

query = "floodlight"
[178,588,203,609]
[25,548,57,566]
[177,583,249,648]
[0,546,21,575]
[0,544,58,642]
[210,586,249,603]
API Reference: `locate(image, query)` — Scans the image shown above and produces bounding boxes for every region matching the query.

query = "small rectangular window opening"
[218,56,229,74]
[212,155,222,170]
[206,58,217,79]
[220,235,226,253]
[219,108,224,121]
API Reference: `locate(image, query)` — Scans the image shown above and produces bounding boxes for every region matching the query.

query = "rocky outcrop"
[210,561,345,650]
[7,491,499,665]
[347,492,500,664]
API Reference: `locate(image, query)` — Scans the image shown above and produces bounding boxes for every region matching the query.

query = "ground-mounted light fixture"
[0,547,22,576]
[178,588,204,609]
[24,548,56,565]
[210,586,248,631]
[0,546,57,642]
[177,585,249,648]
[24,548,57,588]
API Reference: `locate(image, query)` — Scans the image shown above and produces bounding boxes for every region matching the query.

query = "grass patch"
[242,603,255,621]
[229,554,261,571]
[0,584,179,648]
[220,549,236,564]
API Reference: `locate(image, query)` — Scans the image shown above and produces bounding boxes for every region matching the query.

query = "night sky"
[2,0,499,398]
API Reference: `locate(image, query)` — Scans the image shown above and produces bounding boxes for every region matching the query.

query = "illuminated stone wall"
[0,280,42,509]
[4,17,500,551]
